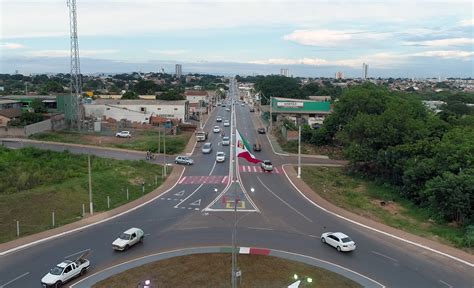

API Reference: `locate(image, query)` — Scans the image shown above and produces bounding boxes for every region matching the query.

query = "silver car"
[202,142,212,154]
[175,156,194,165]
[222,136,230,146]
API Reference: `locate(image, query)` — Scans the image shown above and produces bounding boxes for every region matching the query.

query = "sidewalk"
[283,164,474,266]
[0,165,184,255]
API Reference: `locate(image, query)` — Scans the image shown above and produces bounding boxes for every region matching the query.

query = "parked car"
[321,232,356,252]
[260,160,273,171]
[41,251,90,288]
[213,126,221,133]
[222,136,230,146]
[115,131,131,138]
[216,116,222,122]
[216,152,226,163]
[112,227,145,251]
[202,142,212,154]
[223,120,230,127]
[253,142,261,152]
[249,108,255,112]
[225,107,231,112]
[175,156,194,165]
[257,128,266,134]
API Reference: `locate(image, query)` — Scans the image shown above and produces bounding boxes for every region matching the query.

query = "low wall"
[0,127,26,137]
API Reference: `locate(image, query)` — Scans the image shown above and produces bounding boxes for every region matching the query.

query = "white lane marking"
[281,164,474,268]
[0,272,30,288]
[174,183,204,208]
[175,226,209,230]
[174,190,185,197]
[256,177,312,223]
[144,233,151,236]
[0,167,187,256]
[439,280,453,288]
[247,227,273,231]
[178,176,187,184]
[308,234,321,239]
[209,161,217,176]
[190,199,201,206]
[64,249,90,259]
[371,251,398,263]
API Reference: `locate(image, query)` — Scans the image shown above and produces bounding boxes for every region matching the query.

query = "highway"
[0,79,473,287]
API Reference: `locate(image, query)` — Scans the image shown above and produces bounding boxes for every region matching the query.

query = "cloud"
[148,49,189,55]
[404,37,473,47]
[283,29,390,46]
[26,49,118,57]
[250,57,329,66]
[458,18,474,26]
[0,42,26,49]
[411,50,474,59]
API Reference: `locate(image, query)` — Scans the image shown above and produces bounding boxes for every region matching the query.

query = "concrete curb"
[282,164,474,267]
[0,165,185,255]
[71,246,384,288]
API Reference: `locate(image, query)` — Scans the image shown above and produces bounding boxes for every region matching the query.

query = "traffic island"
[72,247,383,287]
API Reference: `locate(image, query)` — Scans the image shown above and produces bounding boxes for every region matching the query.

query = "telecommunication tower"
[67,0,83,129]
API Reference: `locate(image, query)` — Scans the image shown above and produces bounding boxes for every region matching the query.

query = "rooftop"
[89,99,188,106]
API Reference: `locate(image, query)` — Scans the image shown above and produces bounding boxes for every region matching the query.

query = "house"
[0,108,22,126]
[185,90,209,114]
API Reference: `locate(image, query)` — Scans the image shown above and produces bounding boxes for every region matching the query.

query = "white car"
[223,120,230,127]
[216,116,222,122]
[225,107,231,112]
[202,142,213,154]
[112,227,144,251]
[216,151,226,162]
[321,232,356,252]
[260,160,273,172]
[213,126,221,133]
[222,136,230,146]
[115,131,131,138]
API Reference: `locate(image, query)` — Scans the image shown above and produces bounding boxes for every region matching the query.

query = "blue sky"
[1,0,473,77]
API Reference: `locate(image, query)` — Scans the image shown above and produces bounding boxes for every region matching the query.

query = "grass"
[301,166,468,249]
[30,130,192,155]
[0,147,170,243]
[277,137,344,160]
[93,253,361,288]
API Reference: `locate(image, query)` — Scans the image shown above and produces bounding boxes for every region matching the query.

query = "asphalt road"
[0,79,473,288]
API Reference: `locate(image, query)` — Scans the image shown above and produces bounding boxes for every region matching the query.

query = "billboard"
[276,101,304,108]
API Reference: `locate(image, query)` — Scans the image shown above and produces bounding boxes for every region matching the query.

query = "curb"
[0,165,185,256]
[282,164,474,267]
[71,246,384,288]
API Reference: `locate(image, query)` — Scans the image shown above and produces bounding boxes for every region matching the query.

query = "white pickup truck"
[41,251,90,287]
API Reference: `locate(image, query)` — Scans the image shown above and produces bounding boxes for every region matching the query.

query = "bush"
[464,225,474,247]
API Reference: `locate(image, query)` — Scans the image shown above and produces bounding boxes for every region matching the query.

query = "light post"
[297,125,301,178]
[163,125,167,177]
[88,154,93,215]
[231,198,239,288]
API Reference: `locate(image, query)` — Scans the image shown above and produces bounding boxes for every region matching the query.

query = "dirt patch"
[370,199,404,216]
[81,135,125,145]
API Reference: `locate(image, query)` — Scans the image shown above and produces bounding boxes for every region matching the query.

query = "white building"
[185,90,209,114]
[84,99,189,123]
[335,71,344,80]
[280,68,289,77]
[362,63,369,79]
[175,64,182,78]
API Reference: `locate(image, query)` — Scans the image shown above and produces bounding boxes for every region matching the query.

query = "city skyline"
[1,0,473,77]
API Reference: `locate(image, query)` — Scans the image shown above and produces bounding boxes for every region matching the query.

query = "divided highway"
[0,80,472,287]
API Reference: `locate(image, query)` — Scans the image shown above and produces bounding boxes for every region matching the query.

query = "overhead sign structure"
[276,101,304,108]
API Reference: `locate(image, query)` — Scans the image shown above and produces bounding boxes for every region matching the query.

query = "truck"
[41,250,90,287]
[196,130,208,142]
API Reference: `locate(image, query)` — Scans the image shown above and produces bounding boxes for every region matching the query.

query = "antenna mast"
[67,0,82,129]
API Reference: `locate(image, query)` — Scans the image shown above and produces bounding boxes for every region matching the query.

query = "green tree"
[31,98,48,113]
[254,75,303,104]
[121,91,139,99]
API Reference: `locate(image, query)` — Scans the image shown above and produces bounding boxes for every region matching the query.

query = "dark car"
[253,143,261,152]
[257,128,266,134]
[249,108,255,112]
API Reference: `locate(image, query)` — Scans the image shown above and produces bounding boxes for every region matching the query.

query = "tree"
[121,91,139,99]
[133,80,157,94]
[157,89,184,100]
[31,98,48,113]
[254,75,303,104]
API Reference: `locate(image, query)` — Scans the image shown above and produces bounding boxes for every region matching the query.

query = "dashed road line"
[308,234,321,239]
[371,251,398,263]
[438,280,453,288]
[247,227,273,231]
[0,272,30,288]
[64,249,90,259]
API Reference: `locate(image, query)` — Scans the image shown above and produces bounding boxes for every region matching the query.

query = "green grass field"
[30,130,192,155]
[301,166,467,248]
[0,147,169,243]
[94,253,361,288]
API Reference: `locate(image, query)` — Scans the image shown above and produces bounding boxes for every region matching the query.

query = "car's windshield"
[50,266,64,275]
[223,137,229,140]
[119,233,131,240]
[341,237,352,243]
[204,144,211,148]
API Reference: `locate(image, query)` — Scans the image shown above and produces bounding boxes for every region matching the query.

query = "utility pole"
[158,128,161,154]
[269,96,273,132]
[232,198,239,288]
[297,125,301,178]
[163,126,167,177]
[67,0,82,130]
[88,154,93,215]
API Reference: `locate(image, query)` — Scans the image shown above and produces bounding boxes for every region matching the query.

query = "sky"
[1,0,473,78]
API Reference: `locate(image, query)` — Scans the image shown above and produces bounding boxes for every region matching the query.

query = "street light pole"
[232,199,239,288]
[269,96,273,132]
[297,125,301,178]
[163,126,167,177]
[88,154,93,215]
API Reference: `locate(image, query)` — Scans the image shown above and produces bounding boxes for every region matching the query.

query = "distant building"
[362,63,369,79]
[83,99,189,123]
[0,108,22,126]
[175,64,182,78]
[280,68,289,77]
[335,72,344,80]
[184,90,209,114]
